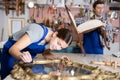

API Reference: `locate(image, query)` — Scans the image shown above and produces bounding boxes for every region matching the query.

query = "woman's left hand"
[60,55,69,60]
[20,51,32,63]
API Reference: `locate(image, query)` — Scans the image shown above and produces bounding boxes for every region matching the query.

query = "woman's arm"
[9,33,31,60]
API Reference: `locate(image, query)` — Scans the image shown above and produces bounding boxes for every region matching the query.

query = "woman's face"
[94,4,104,16]
[49,32,68,50]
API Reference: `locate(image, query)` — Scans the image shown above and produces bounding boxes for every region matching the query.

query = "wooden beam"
[5,0,9,15]
[16,0,19,16]
[20,0,25,14]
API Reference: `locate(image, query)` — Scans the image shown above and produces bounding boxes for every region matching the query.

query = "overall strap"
[35,23,48,44]
[21,23,49,54]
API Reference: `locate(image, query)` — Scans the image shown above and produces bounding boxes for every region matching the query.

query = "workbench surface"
[4,53,120,80]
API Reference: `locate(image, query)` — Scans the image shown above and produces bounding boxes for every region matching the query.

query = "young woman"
[1,23,73,79]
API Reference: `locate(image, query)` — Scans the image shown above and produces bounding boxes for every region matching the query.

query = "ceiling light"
[28,1,34,8]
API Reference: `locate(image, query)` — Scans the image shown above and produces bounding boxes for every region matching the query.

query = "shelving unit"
[0,0,25,16]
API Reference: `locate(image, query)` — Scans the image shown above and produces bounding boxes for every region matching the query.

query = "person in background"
[0,23,73,79]
[82,0,113,54]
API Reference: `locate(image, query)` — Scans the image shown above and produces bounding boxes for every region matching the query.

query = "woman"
[1,23,73,79]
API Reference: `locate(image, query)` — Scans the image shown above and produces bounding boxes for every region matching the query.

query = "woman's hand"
[20,51,32,63]
[60,55,69,60]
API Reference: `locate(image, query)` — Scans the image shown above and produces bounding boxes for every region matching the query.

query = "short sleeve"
[26,23,44,43]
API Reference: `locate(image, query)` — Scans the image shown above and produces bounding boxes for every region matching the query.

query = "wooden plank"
[5,0,9,15]
[16,0,19,16]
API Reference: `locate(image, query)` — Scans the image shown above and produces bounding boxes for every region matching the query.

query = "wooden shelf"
[0,0,25,16]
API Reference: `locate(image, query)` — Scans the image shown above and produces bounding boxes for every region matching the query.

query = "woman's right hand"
[20,51,32,63]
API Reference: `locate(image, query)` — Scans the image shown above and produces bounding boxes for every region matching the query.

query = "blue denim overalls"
[80,15,103,54]
[1,24,48,79]
[83,29,103,54]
